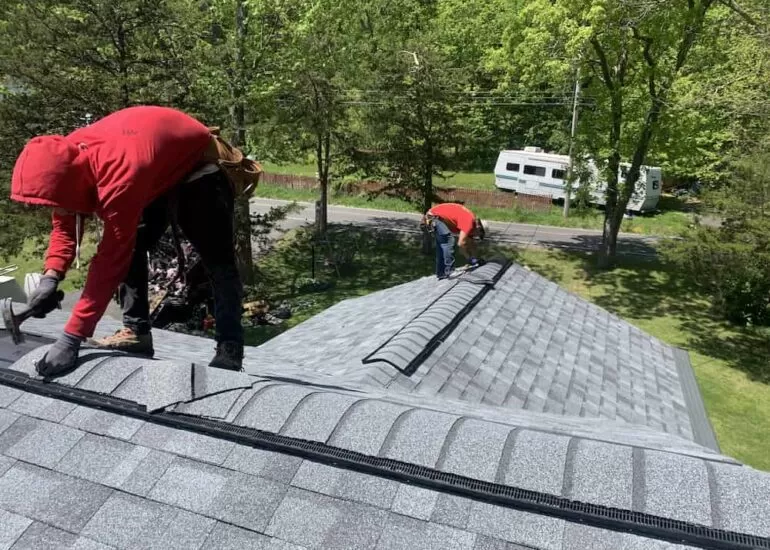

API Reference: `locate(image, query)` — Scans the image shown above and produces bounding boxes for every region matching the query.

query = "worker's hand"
[36,332,83,377]
[27,275,61,318]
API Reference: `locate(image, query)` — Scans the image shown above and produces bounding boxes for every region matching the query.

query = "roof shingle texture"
[1,379,763,550]
[5,260,766,549]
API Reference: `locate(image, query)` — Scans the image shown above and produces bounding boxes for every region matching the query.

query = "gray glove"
[36,332,83,377]
[27,275,62,318]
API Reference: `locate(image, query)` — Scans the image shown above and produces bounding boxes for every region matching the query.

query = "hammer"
[1,292,64,345]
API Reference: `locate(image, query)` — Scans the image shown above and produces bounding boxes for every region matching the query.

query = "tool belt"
[201,127,263,198]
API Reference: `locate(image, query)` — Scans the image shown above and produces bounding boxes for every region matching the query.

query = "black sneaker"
[209,341,244,371]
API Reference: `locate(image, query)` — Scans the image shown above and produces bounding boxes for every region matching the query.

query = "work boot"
[209,341,243,371]
[88,328,154,357]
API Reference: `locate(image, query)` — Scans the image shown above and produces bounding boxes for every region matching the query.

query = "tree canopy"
[1,0,769,266]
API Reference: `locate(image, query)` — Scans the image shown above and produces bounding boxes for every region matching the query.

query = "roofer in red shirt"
[422,203,489,279]
[10,106,248,376]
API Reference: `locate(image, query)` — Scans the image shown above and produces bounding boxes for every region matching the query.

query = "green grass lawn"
[253,183,693,236]
[245,227,770,471]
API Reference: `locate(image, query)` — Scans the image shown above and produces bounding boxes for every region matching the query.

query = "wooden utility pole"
[563,69,581,218]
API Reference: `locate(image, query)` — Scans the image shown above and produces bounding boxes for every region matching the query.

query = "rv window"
[552,169,566,180]
[506,163,520,172]
[523,165,546,177]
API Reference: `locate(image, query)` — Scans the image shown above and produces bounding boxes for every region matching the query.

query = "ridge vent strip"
[0,368,766,550]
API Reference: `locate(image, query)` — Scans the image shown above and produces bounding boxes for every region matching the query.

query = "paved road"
[250,198,659,257]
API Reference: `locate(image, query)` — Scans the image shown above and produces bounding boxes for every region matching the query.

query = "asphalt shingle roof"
[1,259,768,549]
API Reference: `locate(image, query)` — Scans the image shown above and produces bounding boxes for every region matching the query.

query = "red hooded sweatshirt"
[11,106,212,338]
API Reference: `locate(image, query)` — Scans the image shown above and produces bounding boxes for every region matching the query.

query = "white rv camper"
[493,147,662,212]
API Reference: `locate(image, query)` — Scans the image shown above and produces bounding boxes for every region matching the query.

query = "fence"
[260,172,553,212]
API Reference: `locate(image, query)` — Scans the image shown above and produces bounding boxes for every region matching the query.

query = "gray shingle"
[266,487,386,549]
[328,399,409,455]
[117,448,175,497]
[643,450,712,525]
[82,492,215,550]
[562,523,623,550]
[499,430,569,495]
[439,418,511,482]
[75,357,142,394]
[7,393,76,422]
[0,462,112,532]
[0,385,21,408]
[363,268,496,372]
[431,494,474,529]
[6,522,79,550]
[710,462,770,536]
[620,534,697,549]
[0,416,84,468]
[149,457,286,532]
[280,392,358,442]
[151,508,217,549]
[110,361,253,413]
[147,457,228,511]
[172,388,246,419]
[391,484,438,520]
[380,409,458,467]
[232,384,314,432]
[223,445,302,483]
[130,422,234,465]
[375,513,476,550]
[69,537,116,550]
[473,536,533,550]
[55,433,138,485]
[203,522,305,550]
[0,409,19,436]
[291,460,398,509]
[569,438,633,508]
[0,456,14,477]
[466,503,565,550]
[0,509,32,550]
[61,406,144,441]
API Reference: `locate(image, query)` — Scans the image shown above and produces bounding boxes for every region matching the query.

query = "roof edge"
[673,347,721,452]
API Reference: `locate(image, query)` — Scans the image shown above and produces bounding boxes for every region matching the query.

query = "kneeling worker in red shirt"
[11,106,248,376]
[422,203,489,279]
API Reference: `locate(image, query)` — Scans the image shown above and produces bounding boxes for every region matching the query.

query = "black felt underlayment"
[0,366,766,550]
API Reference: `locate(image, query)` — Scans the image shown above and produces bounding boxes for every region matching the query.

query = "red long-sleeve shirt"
[11,106,212,337]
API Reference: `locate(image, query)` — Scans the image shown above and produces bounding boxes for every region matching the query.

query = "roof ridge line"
[0,367,764,550]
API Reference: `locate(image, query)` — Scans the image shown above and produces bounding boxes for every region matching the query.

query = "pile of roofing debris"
[147,232,292,336]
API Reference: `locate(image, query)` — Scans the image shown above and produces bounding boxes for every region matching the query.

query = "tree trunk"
[230,0,254,284]
[598,87,623,269]
[421,149,433,256]
[316,129,329,236]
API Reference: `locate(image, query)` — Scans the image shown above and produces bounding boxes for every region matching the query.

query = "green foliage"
[665,153,770,325]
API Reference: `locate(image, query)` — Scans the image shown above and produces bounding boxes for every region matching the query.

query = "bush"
[664,154,770,325]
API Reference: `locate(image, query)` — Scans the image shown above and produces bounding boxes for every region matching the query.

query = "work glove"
[36,332,83,377]
[27,275,63,318]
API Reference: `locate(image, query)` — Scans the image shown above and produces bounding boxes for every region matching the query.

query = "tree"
[0,0,199,117]
[271,0,362,236]
[196,0,300,280]
[665,153,770,325]
[500,0,722,267]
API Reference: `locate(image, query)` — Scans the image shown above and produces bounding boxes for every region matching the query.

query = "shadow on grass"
[525,247,770,385]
